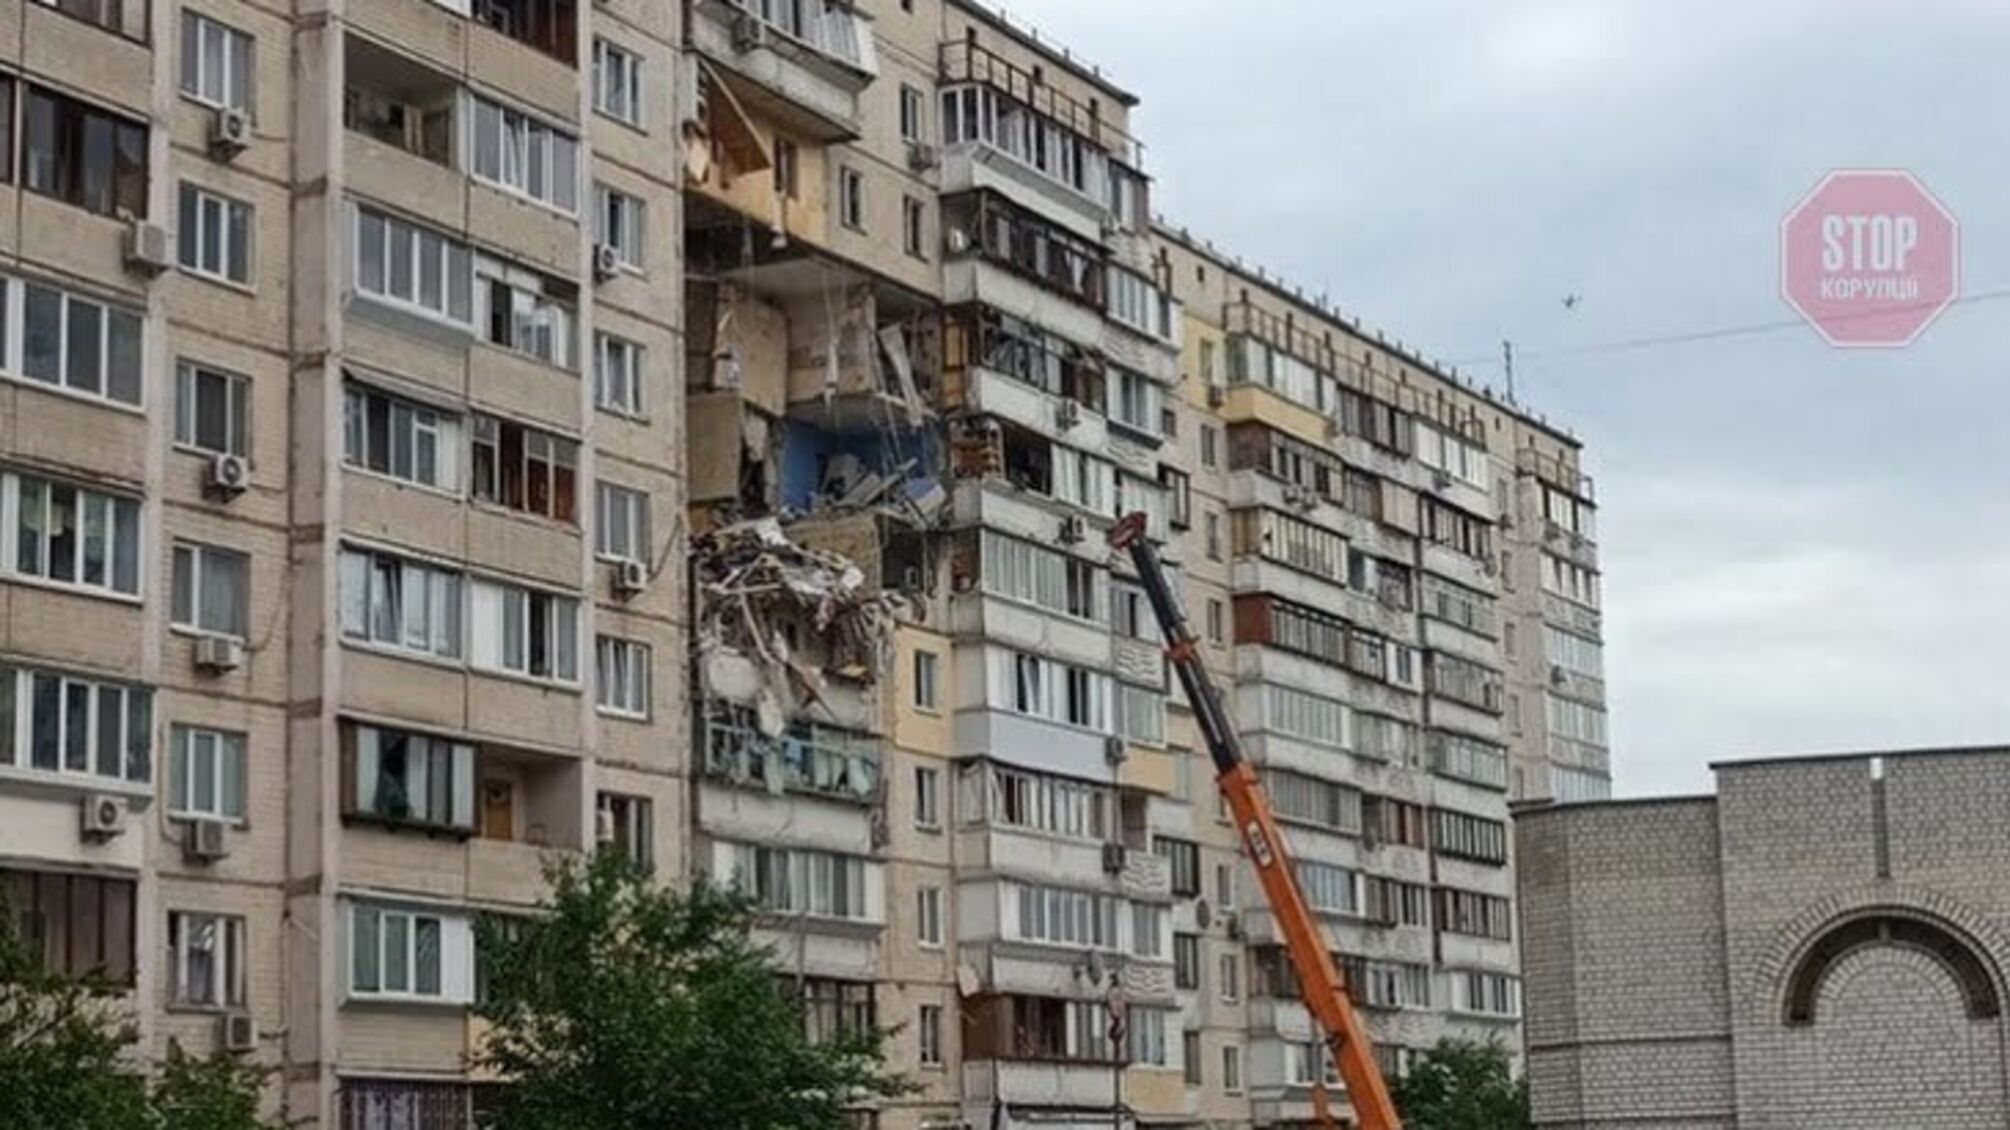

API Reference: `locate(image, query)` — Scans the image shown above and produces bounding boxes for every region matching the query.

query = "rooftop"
[951,0,1140,107]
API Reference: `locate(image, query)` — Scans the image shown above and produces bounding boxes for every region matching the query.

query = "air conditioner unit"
[195,635,245,673]
[1549,664,1568,687]
[1205,385,1225,408]
[593,242,622,281]
[1101,842,1127,875]
[1324,416,1343,440]
[1103,734,1128,765]
[209,107,251,158]
[612,559,648,598]
[1055,398,1081,430]
[945,227,972,255]
[731,11,767,50]
[1223,911,1243,940]
[1194,898,1213,929]
[594,806,617,845]
[1481,556,1499,577]
[123,219,171,275]
[907,141,940,172]
[1058,516,1087,545]
[81,793,130,840]
[220,1011,258,1053]
[207,452,251,498]
[184,818,230,863]
[1432,470,1454,491]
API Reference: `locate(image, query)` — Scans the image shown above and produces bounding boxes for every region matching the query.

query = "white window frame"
[343,383,460,492]
[179,11,253,113]
[916,885,943,949]
[469,578,580,684]
[171,541,250,640]
[902,195,926,259]
[349,903,468,1003]
[339,547,465,661]
[0,666,153,784]
[899,83,926,143]
[3,471,144,599]
[594,183,645,269]
[593,332,645,418]
[918,1003,943,1066]
[913,765,940,830]
[1222,1045,1244,1094]
[351,206,473,326]
[595,635,650,719]
[592,39,643,125]
[174,360,250,458]
[349,723,477,832]
[177,182,254,286]
[837,164,865,231]
[6,277,146,408]
[595,482,650,564]
[167,724,247,823]
[474,255,575,369]
[912,649,938,712]
[598,791,655,870]
[167,911,247,1009]
[463,91,579,214]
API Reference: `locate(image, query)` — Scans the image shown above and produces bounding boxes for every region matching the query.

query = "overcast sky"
[1000,0,2010,796]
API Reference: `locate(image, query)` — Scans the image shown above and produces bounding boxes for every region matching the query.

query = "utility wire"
[1451,284,2010,368]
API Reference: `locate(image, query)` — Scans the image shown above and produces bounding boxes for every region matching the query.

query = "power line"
[1451,285,2010,368]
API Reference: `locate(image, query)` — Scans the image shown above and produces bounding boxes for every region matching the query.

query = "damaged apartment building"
[676,2,1608,1130]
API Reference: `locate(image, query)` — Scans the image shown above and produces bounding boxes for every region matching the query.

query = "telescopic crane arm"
[1110,513,1402,1130]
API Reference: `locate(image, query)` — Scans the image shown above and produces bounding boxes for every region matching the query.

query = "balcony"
[963,1060,1119,1112]
[943,191,1108,312]
[1541,591,1604,639]
[690,0,877,142]
[942,304,1107,428]
[1518,445,1596,501]
[701,700,882,807]
[1540,517,1600,568]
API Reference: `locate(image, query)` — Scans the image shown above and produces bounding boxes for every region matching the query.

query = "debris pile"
[694,517,906,737]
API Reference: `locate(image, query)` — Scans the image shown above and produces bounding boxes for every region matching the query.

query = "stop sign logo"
[1780,170,1959,347]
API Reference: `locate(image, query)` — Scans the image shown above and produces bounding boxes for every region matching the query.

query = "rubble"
[693,516,907,736]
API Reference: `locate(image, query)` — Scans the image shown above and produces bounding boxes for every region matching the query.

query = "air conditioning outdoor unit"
[1206,385,1225,408]
[209,107,251,158]
[907,142,940,172]
[184,818,230,863]
[123,219,171,275]
[1223,911,1243,940]
[1194,898,1213,930]
[1103,734,1127,765]
[731,11,766,50]
[1101,842,1127,875]
[196,636,245,673]
[1433,470,1454,491]
[612,559,648,597]
[207,452,251,498]
[81,794,130,840]
[1055,399,1080,430]
[945,227,972,255]
[1058,516,1087,545]
[1549,664,1568,687]
[593,243,622,281]
[220,1012,258,1053]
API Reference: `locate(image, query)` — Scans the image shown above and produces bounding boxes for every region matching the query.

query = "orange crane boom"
[1110,513,1401,1130]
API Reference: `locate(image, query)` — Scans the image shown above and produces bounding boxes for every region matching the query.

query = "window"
[1544,625,1605,679]
[8,473,143,597]
[1297,860,1360,915]
[592,39,642,124]
[469,579,580,682]
[1551,764,1612,802]
[1199,424,1218,468]
[181,12,253,112]
[1431,808,1509,866]
[1115,682,1163,746]
[916,886,942,948]
[471,414,578,522]
[1450,970,1522,1018]
[594,184,645,268]
[174,362,249,457]
[595,483,650,564]
[351,207,473,324]
[1221,1045,1244,1094]
[171,542,249,639]
[177,183,253,285]
[1183,1032,1202,1086]
[594,333,645,418]
[1132,903,1164,959]
[1127,1007,1169,1067]
[1218,953,1240,1002]
[980,763,1112,839]
[980,531,1108,624]
[342,384,458,490]
[339,1080,478,1130]
[838,165,864,231]
[15,279,145,406]
[477,257,575,367]
[1161,467,1191,529]
[350,903,468,1001]
[1205,512,1221,561]
[1173,933,1200,990]
[465,93,578,212]
[1265,769,1363,834]
[594,636,649,718]
[1362,877,1432,927]
[1546,692,1609,746]
[1205,599,1224,645]
[902,195,926,259]
[912,650,938,711]
[918,1003,943,1066]
[1428,730,1509,790]
[0,666,152,783]
[1001,650,1109,732]
[1433,887,1513,941]
[1107,267,1170,340]
[168,911,246,1009]
[1215,862,1236,911]
[346,723,476,832]
[1012,883,1120,950]
[598,792,653,870]
[913,765,940,829]
[899,83,926,142]
[167,725,246,822]
[338,548,463,660]
[725,842,879,922]
[1155,838,1200,898]
[1428,652,1503,712]
[1106,367,1162,435]
[37,0,146,39]
[771,137,799,198]
[23,87,147,218]
[0,869,136,984]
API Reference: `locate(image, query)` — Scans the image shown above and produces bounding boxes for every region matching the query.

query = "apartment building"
[0,0,688,1123]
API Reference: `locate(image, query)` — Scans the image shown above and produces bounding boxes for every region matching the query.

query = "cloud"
[1003,0,2010,795]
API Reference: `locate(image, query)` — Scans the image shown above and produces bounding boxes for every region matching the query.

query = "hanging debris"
[693,516,907,736]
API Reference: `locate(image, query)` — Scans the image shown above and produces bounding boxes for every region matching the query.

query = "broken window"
[470,414,578,523]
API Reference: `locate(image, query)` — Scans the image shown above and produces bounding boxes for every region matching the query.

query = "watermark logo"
[1780,170,1959,348]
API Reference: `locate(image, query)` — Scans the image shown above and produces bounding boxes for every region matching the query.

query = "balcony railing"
[940,38,1142,168]
[702,702,882,805]
[1518,445,1596,501]
[719,0,877,76]
[943,304,1105,413]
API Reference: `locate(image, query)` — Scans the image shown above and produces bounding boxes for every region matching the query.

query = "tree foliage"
[473,851,908,1130]
[1391,1038,1530,1130]
[0,894,281,1130]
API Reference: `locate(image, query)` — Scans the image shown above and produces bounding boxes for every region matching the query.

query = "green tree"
[0,895,280,1130]
[1391,1038,1530,1130]
[473,851,908,1130]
